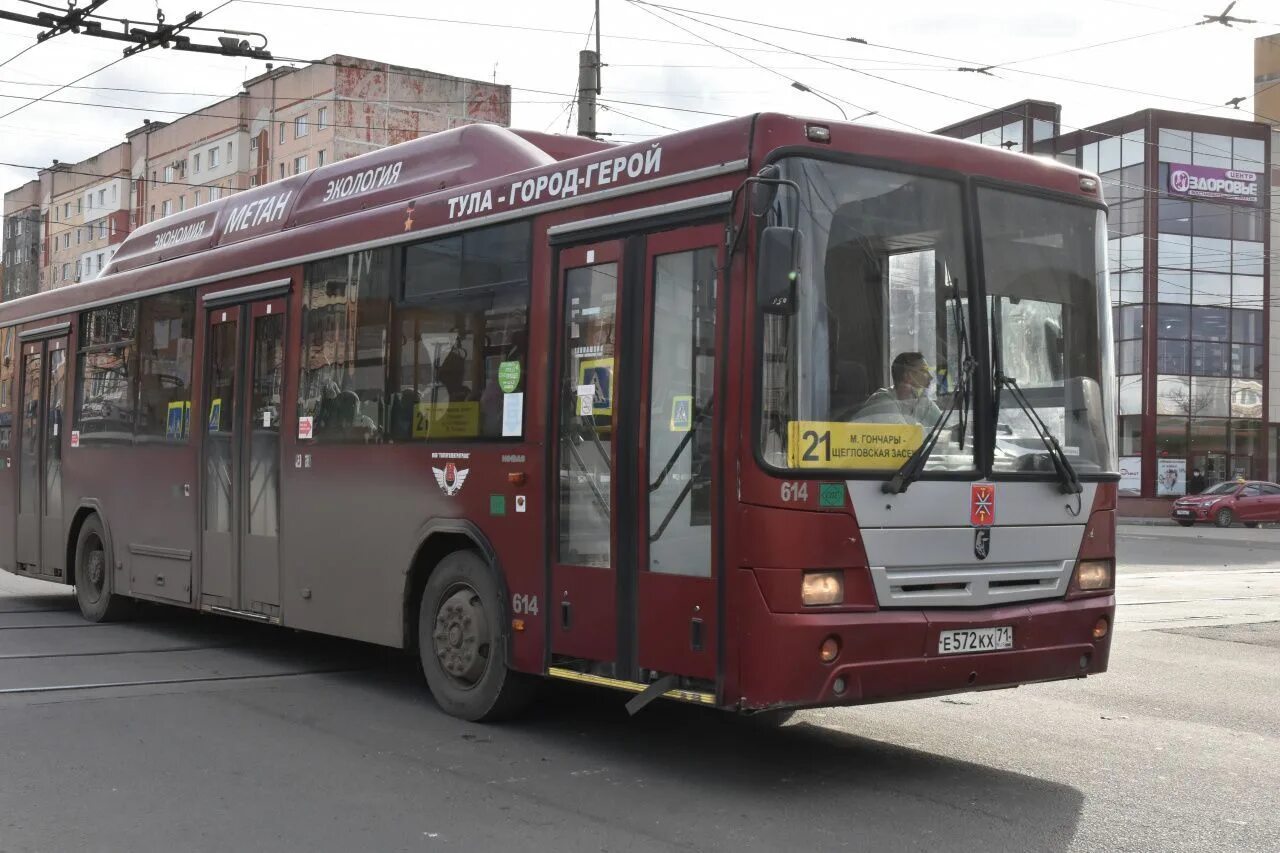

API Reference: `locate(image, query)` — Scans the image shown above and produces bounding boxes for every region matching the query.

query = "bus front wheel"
[418,550,533,722]
[73,515,131,623]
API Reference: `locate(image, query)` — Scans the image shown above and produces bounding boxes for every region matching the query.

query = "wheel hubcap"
[81,537,106,605]
[433,586,490,687]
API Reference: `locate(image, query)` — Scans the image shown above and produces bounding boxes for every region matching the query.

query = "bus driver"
[852,351,943,427]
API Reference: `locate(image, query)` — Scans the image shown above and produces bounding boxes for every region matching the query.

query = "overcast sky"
[1,0,1276,226]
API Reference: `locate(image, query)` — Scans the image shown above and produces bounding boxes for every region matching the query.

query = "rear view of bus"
[730,119,1117,711]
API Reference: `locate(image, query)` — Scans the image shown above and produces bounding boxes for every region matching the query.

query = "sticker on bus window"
[785,421,923,469]
[497,361,521,393]
[298,416,314,440]
[669,395,693,432]
[70,430,80,448]
[166,401,187,440]
[578,358,613,416]
[413,401,479,438]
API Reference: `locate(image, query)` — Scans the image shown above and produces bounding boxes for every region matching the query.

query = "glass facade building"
[939,103,1272,515]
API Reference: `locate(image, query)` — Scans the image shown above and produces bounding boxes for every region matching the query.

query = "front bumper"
[732,568,1114,711]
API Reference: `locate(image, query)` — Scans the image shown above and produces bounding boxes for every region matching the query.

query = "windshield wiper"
[995,372,1082,495]
[883,282,974,495]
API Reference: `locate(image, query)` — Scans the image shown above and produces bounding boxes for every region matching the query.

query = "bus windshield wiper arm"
[883,284,974,495]
[994,372,1082,495]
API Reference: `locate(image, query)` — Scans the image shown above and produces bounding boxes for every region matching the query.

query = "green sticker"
[489,494,507,516]
[498,361,521,393]
[819,482,845,507]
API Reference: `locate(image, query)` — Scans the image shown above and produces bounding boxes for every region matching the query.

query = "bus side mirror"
[758,226,800,316]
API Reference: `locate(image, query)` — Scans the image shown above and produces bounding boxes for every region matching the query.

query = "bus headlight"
[1073,559,1114,591]
[802,571,844,606]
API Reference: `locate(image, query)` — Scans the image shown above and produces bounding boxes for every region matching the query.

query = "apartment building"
[0,54,510,299]
[2,179,40,300]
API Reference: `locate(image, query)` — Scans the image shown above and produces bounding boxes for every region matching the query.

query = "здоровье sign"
[1167,163,1259,205]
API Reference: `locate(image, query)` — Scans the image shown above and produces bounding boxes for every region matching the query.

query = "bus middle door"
[201,296,286,620]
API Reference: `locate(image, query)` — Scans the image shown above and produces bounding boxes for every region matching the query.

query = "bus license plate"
[938,626,1013,655]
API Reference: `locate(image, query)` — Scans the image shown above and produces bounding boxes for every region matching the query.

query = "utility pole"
[576,0,601,139]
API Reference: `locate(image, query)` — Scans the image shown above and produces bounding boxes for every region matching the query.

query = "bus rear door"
[15,331,68,579]
[551,224,723,689]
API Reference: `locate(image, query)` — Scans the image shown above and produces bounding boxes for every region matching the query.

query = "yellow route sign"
[786,420,924,469]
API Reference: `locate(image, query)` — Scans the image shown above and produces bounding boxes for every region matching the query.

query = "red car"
[1171,480,1280,528]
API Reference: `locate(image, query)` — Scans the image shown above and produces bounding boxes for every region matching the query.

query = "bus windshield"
[758,157,1115,478]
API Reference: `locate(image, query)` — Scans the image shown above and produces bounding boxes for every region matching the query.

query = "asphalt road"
[0,525,1277,853]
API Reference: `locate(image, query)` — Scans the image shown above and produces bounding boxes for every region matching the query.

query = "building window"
[165,166,175,183]
[75,260,81,280]
[63,233,69,248]
[193,152,201,173]
[97,252,104,271]
[161,200,171,217]
[227,141,233,162]
[98,221,106,239]
[279,162,285,180]
[250,135,259,151]
[317,149,327,167]
[77,198,82,214]
[208,146,220,168]
[63,202,70,218]
[295,114,309,138]
[150,204,156,222]
[249,176,258,188]
[317,107,328,130]
[178,195,186,212]
[75,228,81,245]
[209,186,221,201]
[194,189,201,206]
[279,121,285,144]
[293,155,307,174]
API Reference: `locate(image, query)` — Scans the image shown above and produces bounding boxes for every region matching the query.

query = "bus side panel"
[277,443,545,666]
[64,444,199,605]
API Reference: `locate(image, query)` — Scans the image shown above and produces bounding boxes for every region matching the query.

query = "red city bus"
[0,114,1117,721]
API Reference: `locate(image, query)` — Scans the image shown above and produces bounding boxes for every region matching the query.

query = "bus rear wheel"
[418,550,533,722]
[73,515,131,623]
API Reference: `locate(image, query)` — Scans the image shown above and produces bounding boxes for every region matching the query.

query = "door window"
[205,319,238,534]
[558,263,618,568]
[19,351,41,515]
[248,313,284,537]
[647,248,716,576]
[45,349,65,518]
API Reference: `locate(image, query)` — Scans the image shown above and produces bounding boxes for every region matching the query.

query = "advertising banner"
[1167,163,1259,205]
[1156,458,1186,497]
[1118,456,1141,496]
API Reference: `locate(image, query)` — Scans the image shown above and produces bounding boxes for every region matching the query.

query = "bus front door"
[15,334,67,579]
[201,297,286,619]
[551,224,723,689]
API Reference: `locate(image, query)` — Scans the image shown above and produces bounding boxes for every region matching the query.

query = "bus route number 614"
[512,593,539,616]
